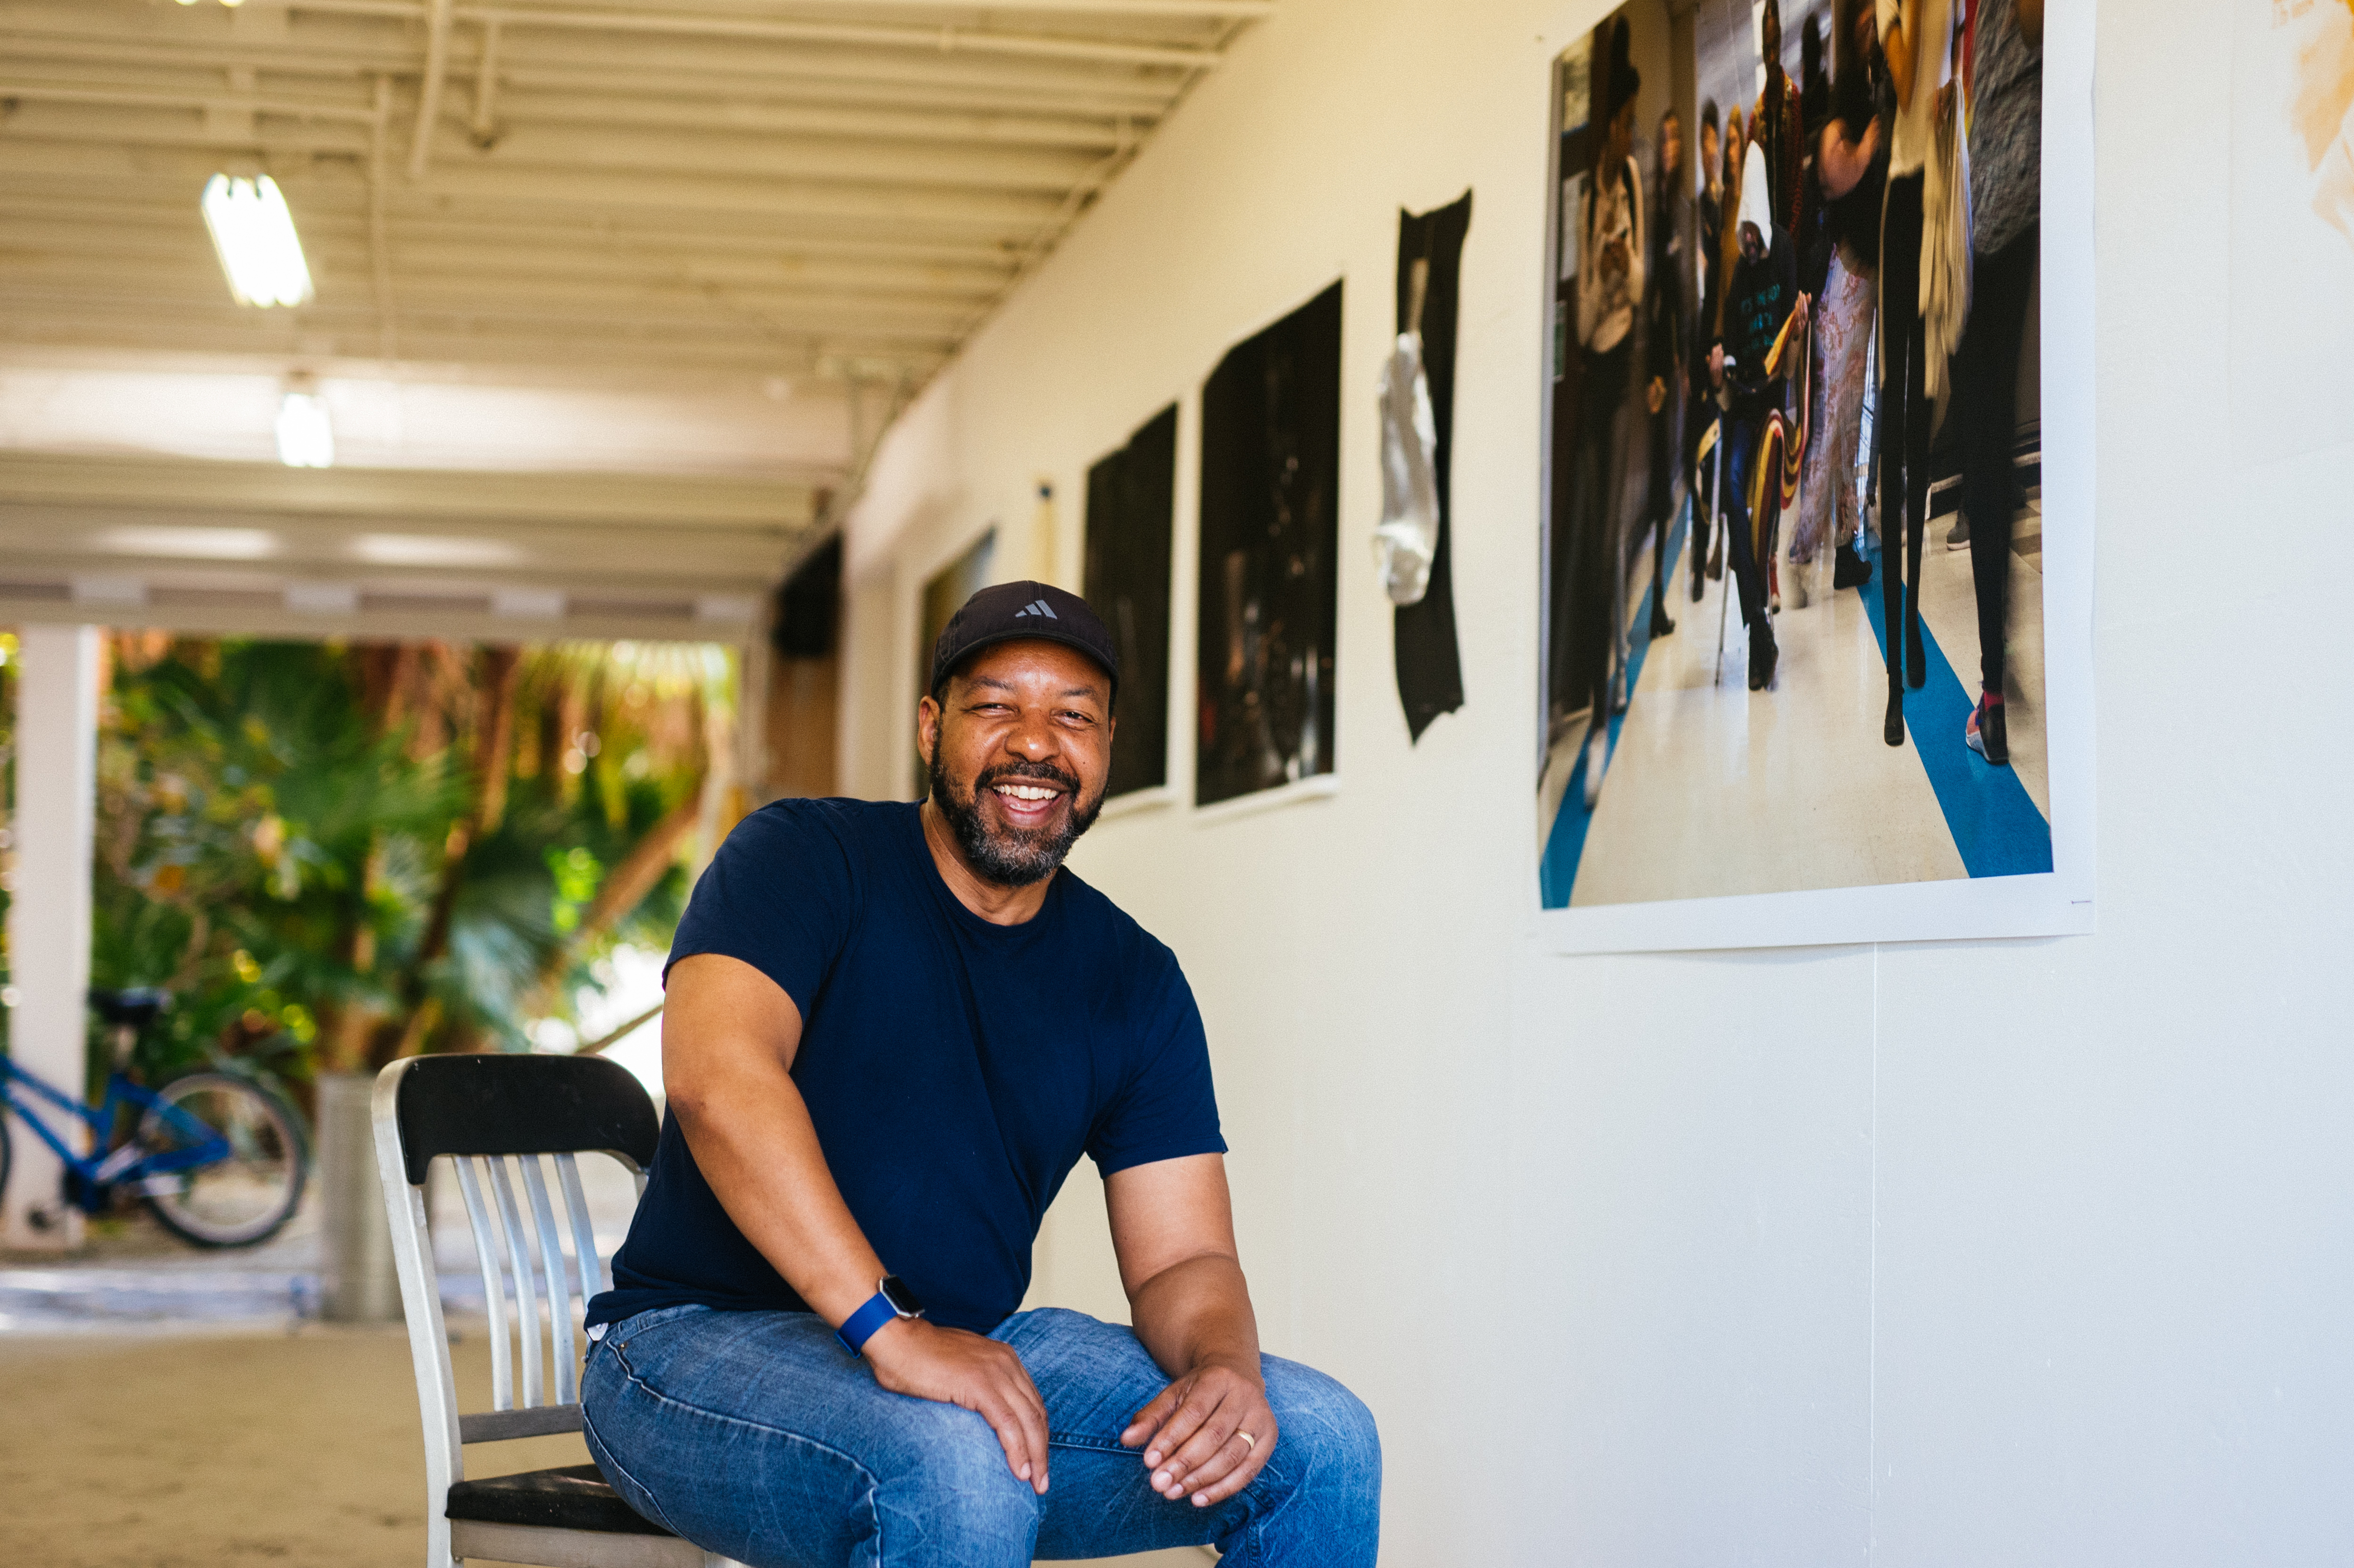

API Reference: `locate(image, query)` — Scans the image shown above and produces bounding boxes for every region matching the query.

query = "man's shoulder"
[718,796,914,885]
[739,795,910,842]
[1051,867,1183,978]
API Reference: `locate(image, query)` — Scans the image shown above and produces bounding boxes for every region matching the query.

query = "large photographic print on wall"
[1537,0,2093,949]
[1198,282,1343,809]
[1084,405,1178,801]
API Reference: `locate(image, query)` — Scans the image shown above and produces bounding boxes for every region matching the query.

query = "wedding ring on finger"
[1235,1430,1256,1451]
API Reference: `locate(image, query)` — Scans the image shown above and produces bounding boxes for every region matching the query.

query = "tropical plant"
[42,632,734,1092]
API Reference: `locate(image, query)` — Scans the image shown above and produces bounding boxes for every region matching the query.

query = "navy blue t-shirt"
[586,799,1224,1334]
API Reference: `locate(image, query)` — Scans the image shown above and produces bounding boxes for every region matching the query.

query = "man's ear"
[916,692,941,767]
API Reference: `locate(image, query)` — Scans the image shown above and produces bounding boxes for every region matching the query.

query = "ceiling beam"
[566,0,1269,17]
[0,68,1148,150]
[0,81,382,126]
[6,221,1014,299]
[1,101,1111,195]
[0,339,870,400]
[0,187,1027,266]
[260,0,1229,71]
[0,590,772,647]
[2,32,1190,120]
[0,313,940,368]
[0,266,987,334]
[0,450,815,528]
[0,142,1072,233]
[0,290,972,356]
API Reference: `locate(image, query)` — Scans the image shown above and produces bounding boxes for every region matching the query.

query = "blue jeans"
[581,1304,1381,1568]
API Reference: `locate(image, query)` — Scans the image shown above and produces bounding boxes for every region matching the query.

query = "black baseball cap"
[930,580,1119,700]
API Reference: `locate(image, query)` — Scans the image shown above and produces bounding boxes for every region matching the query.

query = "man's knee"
[1262,1360,1382,1510]
[871,1408,1041,1566]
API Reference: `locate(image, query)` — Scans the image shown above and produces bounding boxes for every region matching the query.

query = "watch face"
[880,1275,924,1317]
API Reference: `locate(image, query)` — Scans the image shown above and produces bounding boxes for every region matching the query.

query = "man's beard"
[927,753,1104,888]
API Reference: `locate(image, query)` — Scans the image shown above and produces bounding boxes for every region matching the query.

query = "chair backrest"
[373,1054,660,1563]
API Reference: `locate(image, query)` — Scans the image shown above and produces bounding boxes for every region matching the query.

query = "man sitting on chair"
[579,581,1382,1568]
[1708,142,1811,692]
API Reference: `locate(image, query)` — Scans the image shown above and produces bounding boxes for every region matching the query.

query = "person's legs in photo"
[1877,171,1926,744]
[1722,413,1777,691]
[1958,223,2038,767]
[1690,404,1720,602]
[1902,308,1930,690]
[1645,376,1678,637]
[1797,246,1876,603]
[1602,384,1642,714]
[1568,344,1630,801]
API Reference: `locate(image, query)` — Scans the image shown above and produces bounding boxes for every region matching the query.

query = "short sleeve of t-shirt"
[665,801,856,1018]
[1085,955,1226,1176]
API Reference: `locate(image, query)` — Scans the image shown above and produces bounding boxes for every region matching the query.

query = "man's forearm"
[669,1056,884,1326]
[1128,1253,1261,1383]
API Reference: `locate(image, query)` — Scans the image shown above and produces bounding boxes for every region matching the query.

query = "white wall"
[839,1,2354,1561]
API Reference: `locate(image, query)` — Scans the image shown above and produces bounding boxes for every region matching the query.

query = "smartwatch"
[836,1274,925,1357]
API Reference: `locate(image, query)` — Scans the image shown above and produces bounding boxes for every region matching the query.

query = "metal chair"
[373,1053,741,1568]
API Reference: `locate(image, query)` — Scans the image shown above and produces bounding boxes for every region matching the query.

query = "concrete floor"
[0,1322,1214,1568]
[0,1205,1207,1568]
[0,1324,589,1568]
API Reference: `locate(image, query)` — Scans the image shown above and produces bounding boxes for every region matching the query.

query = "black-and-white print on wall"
[1196,281,1343,809]
[1083,404,1178,801]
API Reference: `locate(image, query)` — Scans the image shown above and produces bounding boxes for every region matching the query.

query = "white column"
[4,625,100,1250]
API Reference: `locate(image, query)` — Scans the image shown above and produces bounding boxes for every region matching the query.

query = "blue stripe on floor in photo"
[1856,536,2052,879]
[1538,505,1685,910]
[1539,516,2052,909]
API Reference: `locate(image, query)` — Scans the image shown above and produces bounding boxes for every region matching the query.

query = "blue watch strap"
[835,1289,900,1357]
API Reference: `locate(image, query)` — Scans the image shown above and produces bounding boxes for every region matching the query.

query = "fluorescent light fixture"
[70,575,149,608]
[201,174,315,308]
[285,583,359,616]
[351,533,523,567]
[493,588,568,619]
[96,525,280,560]
[277,391,335,467]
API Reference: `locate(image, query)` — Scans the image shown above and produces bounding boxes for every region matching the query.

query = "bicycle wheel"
[139,1073,307,1247]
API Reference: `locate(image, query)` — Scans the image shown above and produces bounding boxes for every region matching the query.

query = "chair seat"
[447,1464,674,1537]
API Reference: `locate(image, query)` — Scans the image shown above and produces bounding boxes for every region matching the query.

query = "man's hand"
[1709,342,1727,388]
[1121,1356,1277,1507]
[1646,375,1667,414]
[1104,1154,1269,1510]
[866,1318,1052,1495]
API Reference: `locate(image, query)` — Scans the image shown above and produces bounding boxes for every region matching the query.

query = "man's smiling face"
[918,638,1114,888]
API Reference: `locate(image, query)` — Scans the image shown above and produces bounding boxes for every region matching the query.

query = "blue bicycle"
[0,989,307,1247]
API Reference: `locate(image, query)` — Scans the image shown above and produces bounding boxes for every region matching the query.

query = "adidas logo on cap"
[1011,600,1058,619]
